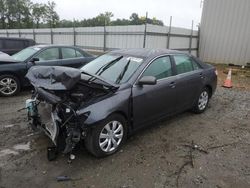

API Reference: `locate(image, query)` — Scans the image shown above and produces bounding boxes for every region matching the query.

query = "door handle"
[169,82,176,88]
[200,73,205,79]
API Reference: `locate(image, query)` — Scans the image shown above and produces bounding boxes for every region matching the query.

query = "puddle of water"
[13,142,31,151]
[0,149,18,157]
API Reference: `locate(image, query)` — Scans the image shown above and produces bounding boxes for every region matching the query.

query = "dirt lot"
[0,65,250,188]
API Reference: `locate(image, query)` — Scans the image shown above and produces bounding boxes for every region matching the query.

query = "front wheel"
[192,87,210,113]
[85,114,127,157]
[0,74,21,97]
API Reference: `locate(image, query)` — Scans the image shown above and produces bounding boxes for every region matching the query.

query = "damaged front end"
[25,66,114,155]
[26,95,61,145]
[26,88,85,154]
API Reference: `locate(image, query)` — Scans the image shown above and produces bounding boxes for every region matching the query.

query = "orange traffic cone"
[222,68,232,88]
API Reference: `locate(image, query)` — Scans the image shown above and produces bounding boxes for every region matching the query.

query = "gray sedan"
[26,49,217,158]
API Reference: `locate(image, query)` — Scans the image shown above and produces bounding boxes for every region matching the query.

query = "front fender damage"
[76,89,131,127]
[25,66,120,160]
[27,89,89,156]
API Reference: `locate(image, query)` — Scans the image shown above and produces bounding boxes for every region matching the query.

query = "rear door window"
[173,55,194,74]
[76,49,84,57]
[142,56,172,80]
[192,60,201,70]
[61,48,77,59]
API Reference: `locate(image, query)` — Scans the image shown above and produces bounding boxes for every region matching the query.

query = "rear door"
[132,55,178,128]
[59,47,92,68]
[172,54,204,111]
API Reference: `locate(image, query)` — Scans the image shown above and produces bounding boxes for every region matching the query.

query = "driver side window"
[142,56,172,80]
[35,48,59,61]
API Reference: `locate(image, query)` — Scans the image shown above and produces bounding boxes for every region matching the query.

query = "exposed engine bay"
[25,66,116,158]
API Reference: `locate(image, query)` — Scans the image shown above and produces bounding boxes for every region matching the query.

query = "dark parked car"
[25,49,217,158]
[0,45,95,96]
[0,37,35,55]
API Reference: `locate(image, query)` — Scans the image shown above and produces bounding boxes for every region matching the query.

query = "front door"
[33,47,61,66]
[132,55,178,128]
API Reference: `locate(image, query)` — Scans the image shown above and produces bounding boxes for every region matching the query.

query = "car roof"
[30,44,83,49]
[109,48,186,59]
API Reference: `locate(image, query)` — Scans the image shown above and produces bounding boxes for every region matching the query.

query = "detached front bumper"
[26,99,60,145]
[26,96,86,154]
[39,102,61,145]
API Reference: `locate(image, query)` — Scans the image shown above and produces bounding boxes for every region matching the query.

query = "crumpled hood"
[26,66,81,90]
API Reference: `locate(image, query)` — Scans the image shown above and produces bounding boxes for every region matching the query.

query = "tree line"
[0,0,59,29]
[0,0,164,29]
[65,12,164,27]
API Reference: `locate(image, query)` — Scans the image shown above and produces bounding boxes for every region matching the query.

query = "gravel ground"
[0,72,250,188]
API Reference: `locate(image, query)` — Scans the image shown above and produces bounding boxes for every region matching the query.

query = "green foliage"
[0,0,59,29]
[0,0,164,29]
[59,12,164,27]
[45,1,59,28]
[0,0,6,29]
[68,12,114,27]
[32,3,47,28]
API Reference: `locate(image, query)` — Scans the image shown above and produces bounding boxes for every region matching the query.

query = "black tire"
[85,114,127,158]
[192,87,210,114]
[0,74,21,97]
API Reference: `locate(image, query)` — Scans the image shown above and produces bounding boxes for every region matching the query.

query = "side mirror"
[30,57,39,63]
[137,76,157,86]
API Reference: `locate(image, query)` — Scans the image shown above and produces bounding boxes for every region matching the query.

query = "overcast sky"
[33,0,203,29]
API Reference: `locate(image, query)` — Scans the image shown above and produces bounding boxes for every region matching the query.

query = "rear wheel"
[0,74,20,97]
[192,87,210,113]
[85,114,127,157]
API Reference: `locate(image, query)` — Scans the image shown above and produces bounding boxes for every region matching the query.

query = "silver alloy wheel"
[198,91,209,110]
[0,77,18,95]
[99,120,124,152]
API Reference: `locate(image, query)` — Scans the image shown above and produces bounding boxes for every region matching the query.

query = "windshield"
[81,54,143,84]
[12,47,40,61]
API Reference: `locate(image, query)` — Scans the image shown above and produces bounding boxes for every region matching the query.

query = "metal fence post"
[143,12,148,48]
[189,20,194,54]
[33,28,36,42]
[197,25,200,57]
[6,30,9,37]
[167,16,172,49]
[103,21,107,52]
[73,19,76,46]
[50,28,53,44]
[18,29,21,38]
[73,27,76,46]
